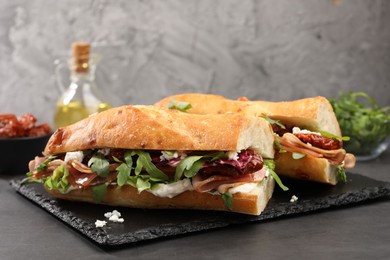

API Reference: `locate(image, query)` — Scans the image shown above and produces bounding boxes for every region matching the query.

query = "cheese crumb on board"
[95,220,107,228]
[104,210,124,223]
[290,195,298,203]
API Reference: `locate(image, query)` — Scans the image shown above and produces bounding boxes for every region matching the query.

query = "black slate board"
[10,173,390,246]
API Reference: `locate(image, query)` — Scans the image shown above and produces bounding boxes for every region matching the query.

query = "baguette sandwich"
[24,105,278,215]
[155,94,356,185]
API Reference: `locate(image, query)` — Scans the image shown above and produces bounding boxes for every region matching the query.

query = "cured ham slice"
[192,167,266,193]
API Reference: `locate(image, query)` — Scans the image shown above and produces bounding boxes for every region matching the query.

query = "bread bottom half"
[275,152,338,185]
[46,177,275,216]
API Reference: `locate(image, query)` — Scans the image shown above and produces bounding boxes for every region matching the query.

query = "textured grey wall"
[1,0,389,126]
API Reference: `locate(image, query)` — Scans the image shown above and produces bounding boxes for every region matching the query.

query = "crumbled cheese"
[104,210,124,223]
[64,151,84,163]
[98,148,110,156]
[104,209,121,219]
[290,195,298,203]
[109,214,125,223]
[95,220,107,228]
[292,127,321,136]
[226,151,239,161]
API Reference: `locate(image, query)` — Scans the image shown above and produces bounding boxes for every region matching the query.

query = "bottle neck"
[70,70,95,82]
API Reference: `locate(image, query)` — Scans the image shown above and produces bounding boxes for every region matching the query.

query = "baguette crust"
[44,105,274,159]
[274,152,337,185]
[248,97,341,136]
[155,93,343,185]
[155,93,341,135]
[45,177,275,215]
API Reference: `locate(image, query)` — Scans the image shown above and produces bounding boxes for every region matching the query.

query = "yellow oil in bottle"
[54,101,89,128]
[54,101,112,128]
[97,102,112,112]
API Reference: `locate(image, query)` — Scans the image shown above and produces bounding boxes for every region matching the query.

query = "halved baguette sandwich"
[155,94,356,185]
[24,105,277,215]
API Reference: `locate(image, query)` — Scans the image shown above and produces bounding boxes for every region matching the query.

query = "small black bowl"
[0,133,52,175]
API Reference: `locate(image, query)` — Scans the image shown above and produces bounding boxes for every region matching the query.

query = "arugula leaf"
[319,131,350,141]
[113,151,135,186]
[88,153,110,177]
[112,156,122,163]
[124,150,135,167]
[126,176,138,187]
[175,155,204,181]
[262,114,286,129]
[135,156,143,176]
[329,91,390,154]
[135,150,169,181]
[135,177,151,193]
[175,152,228,181]
[125,175,154,193]
[184,158,207,178]
[337,165,347,183]
[168,98,192,112]
[116,163,131,186]
[264,159,289,191]
[92,184,107,203]
[222,192,233,210]
[35,155,56,171]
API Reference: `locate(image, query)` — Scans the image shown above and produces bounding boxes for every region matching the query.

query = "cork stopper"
[72,42,90,73]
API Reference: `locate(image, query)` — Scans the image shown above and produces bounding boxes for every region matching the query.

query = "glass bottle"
[53,42,112,128]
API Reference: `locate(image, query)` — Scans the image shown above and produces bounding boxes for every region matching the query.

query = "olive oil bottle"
[54,42,112,128]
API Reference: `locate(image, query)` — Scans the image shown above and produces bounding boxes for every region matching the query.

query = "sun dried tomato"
[0,113,51,138]
[295,133,342,150]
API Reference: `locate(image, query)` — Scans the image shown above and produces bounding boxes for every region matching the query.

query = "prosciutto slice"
[192,167,266,193]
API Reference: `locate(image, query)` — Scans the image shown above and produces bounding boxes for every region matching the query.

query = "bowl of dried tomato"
[0,113,52,174]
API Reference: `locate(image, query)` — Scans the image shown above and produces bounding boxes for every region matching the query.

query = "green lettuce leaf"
[43,164,70,193]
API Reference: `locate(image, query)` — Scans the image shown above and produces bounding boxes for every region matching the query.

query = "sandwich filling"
[24,149,279,208]
[270,124,356,181]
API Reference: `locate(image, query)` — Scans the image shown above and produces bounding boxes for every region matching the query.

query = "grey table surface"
[1,150,390,260]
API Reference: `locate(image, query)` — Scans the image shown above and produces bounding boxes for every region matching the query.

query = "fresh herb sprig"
[329,92,390,154]
[168,98,192,112]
